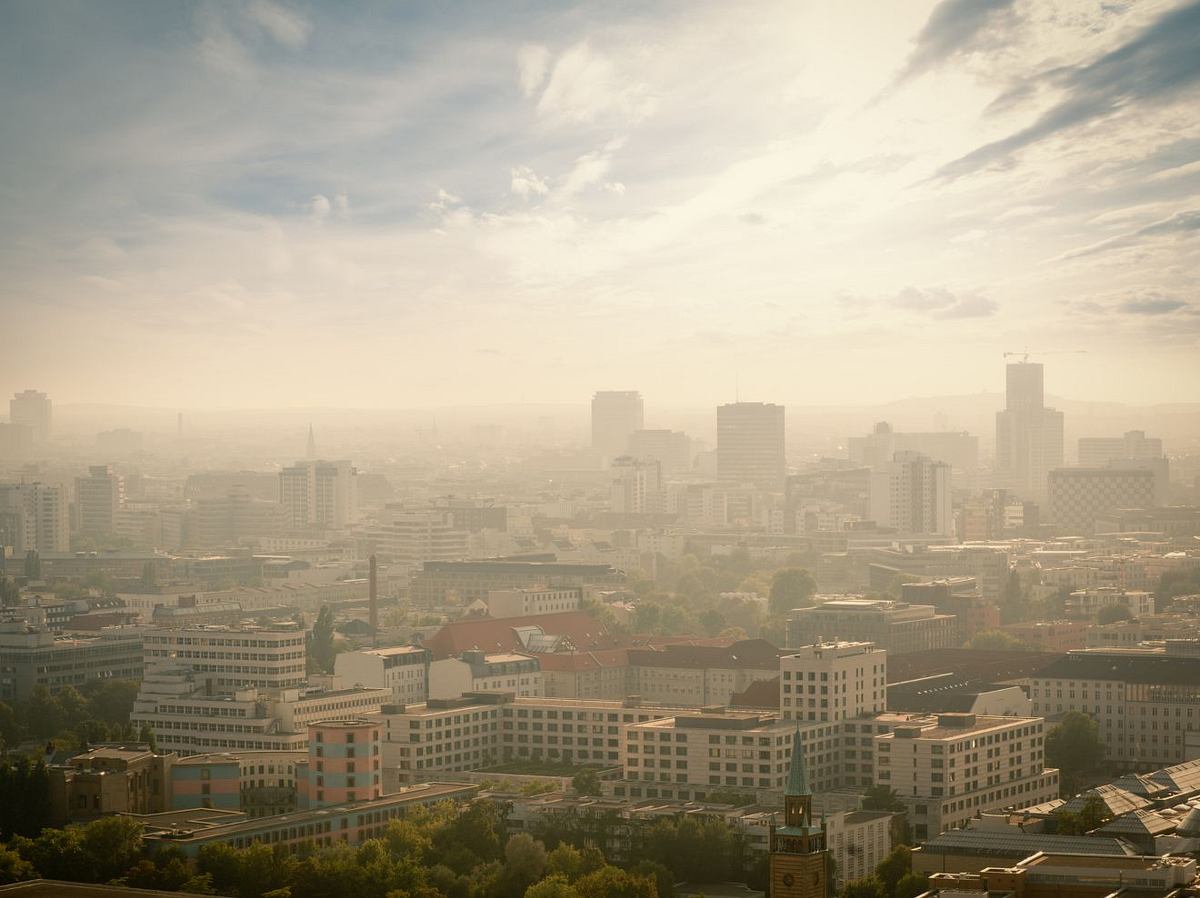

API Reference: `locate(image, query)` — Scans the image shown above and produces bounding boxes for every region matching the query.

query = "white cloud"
[309,194,332,222]
[246,0,312,49]
[510,166,549,198]
[516,43,550,97]
[534,42,655,125]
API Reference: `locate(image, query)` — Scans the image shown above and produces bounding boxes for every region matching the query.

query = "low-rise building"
[170,750,305,817]
[486,587,582,618]
[428,650,542,699]
[874,712,1059,840]
[1064,587,1155,620]
[0,622,143,702]
[787,600,956,656]
[538,649,631,699]
[49,745,176,826]
[334,645,431,705]
[628,639,781,708]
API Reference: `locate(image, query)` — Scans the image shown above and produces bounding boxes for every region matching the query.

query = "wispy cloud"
[1055,208,1200,259]
[895,0,1020,84]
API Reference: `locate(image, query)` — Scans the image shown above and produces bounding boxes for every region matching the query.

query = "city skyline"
[3,0,1199,408]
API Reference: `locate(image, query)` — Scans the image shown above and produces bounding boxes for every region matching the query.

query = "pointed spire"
[306,423,317,459]
[787,727,811,797]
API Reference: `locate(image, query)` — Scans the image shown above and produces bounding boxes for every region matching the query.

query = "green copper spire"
[786,727,811,796]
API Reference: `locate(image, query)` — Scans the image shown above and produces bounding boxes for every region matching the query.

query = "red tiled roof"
[422,611,618,659]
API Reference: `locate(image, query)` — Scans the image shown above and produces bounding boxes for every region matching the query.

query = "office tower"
[75,465,125,536]
[717,402,785,488]
[994,362,1063,502]
[279,459,357,529]
[626,428,692,472]
[9,390,51,443]
[1078,430,1163,467]
[591,391,644,461]
[0,482,70,554]
[849,421,978,489]
[769,731,829,898]
[868,450,953,535]
[609,455,664,514]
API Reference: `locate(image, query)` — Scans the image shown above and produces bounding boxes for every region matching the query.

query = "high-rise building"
[868,450,953,535]
[279,459,357,529]
[850,422,978,489]
[626,429,692,472]
[591,391,644,461]
[1078,430,1164,467]
[995,362,1063,502]
[0,481,70,554]
[717,402,786,489]
[74,465,125,536]
[9,390,51,443]
[769,731,830,898]
[609,455,664,514]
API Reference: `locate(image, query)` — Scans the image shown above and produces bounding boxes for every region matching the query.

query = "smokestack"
[369,554,378,643]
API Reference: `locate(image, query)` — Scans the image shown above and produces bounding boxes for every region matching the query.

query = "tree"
[138,723,158,751]
[630,860,675,898]
[309,606,338,674]
[526,874,580,898]
[546,844,584,881]
[22,685,62,739]
[1096,605,1133,625]
[1046,711,1103,795]
[861,786,905,812]
[575,867,656,898]
[874,845,911,896]
[0,845,34,885]
[963,630,1030,651]
[769,568,817,615]
[572,769,602,797]
[1054,793,1112,836]
[498,833,547,898]
[80,816,146,883]
[895,872,926,898]
[840,878,885,898]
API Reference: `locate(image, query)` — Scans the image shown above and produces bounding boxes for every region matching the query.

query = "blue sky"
[2,0,1198,408]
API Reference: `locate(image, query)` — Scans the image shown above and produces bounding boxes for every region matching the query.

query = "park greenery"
[1045,711,1105,797]
[0,678,143,752]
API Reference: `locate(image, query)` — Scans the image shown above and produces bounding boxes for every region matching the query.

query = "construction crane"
[1003,349,1087,363]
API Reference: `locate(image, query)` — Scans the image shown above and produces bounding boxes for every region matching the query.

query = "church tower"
[770,729,829,898]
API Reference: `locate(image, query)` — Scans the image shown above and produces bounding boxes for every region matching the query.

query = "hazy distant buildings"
[1079,430,1163,467]
[591,391,644,461]
[869,451,953,536]
[1047,467,1156,534]
[96,428,144,456]
[362,511,468,565]
[850,422,978,489]
[609,455,664,514]
[279,459,357,529]
[787,599,957,655]
[626,428,691,472]
[186,486,285,548]
[717,401,785,489]
[0,424,33,460]
[9,390,51,443]
[995,362,1063,502]
[0,481,70,554]
[75,465,125,536]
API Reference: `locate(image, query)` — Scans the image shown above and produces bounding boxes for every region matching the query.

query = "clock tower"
[769,729,829,898]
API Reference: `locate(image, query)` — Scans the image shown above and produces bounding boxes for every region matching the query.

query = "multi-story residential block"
[1030,644,1200,769]
[874,712,1060,840]
[1087,614,1200,649]
[0,622,143,702]
[9,389,51,443]
[141,626,307,692]
[850,422,978,490]
[779,641,887,725]
[625,711,796,792]
[485,587,582,619]
[1064,586,1155,620]
[302,719,382,808]
[1048,467,1156,535]
[869,451,954,536]
[185,487,285,548]
[361,510,468,565]
[995,362,1063,503]
[717,402,786,489]
[627,639,781,708]
[0,481,70,554]
[279,459,357,529]
[786,599,956,655]
[334,645,431,705]
[428,650,542,699]
[592,391,644,462]
[75,465,125,536]
[170,750,305,816]
[609,456,665,514]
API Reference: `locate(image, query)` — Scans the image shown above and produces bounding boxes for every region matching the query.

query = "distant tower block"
[306,424,317,459]
[369,554,378,640]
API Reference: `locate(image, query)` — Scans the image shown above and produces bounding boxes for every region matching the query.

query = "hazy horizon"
[3,0,1199,408]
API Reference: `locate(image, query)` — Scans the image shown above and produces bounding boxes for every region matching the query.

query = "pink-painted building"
[303,719,382,808]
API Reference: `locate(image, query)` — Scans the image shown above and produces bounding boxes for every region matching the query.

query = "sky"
[2,0,1199,409]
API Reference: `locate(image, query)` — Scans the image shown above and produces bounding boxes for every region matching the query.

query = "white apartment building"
[1030,645,1200,769]
[779,641,888,725]
[141,626,307,693]
[610,456,665,514]
[624,712,796,791]
[0,481,70,554]
[131,664,389,755]
[486,587,582,619]
[1064,586,1155,619]
[334,645,431,705]
[869,451,953,536]
[428,651,542,700]
[874,713,1059,840]
[279,459,357,530]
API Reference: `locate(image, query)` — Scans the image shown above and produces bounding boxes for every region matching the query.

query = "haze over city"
[3,0,1200,407]
[3,3,1200,898]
